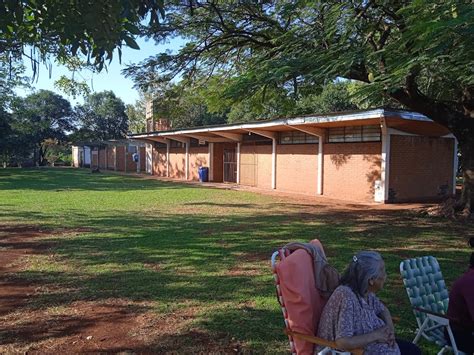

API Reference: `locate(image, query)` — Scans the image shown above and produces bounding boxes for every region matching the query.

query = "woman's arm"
[335,325,391,350]
[378,305,396,346]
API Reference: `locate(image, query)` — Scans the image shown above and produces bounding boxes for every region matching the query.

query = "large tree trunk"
[457,140,474,215]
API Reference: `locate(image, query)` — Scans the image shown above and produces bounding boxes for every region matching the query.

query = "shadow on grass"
[0,168,186,192]
[1,169,473,352]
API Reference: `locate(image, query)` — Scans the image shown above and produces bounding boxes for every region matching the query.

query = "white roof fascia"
[128,109,433,139]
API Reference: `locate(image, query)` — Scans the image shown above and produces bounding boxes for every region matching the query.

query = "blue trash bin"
[198,167,209,182]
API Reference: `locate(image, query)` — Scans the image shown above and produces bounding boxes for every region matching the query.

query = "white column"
[272,138,276,189]
[236,142,241,184]
[136,147,140,173]
[114,146,117,171]
[453,137,458,196]
[380,119,391,202]
[166,140,170,177]
[317,138,324,195]
[185,142,189,180]
[209,143,214,181]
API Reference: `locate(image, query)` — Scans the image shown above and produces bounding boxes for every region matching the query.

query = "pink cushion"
[275,239,328,355]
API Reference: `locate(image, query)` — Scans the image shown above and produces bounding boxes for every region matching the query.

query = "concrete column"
[380,119,390,202]
[185,141,189,180]
[209,143,214,181]
[317,138,324,195]
[114,146,117,171]
[236,142,241,184]
[166,140,170,177]
[105,147,108,170]
[124,147,127,173]
[136,147,140,173]
[271,138,276,189]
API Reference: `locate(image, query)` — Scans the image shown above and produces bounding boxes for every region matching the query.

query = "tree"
[126,93,150,134]
[0,1,164,72]
[126,1,474,213]
[74,91,128,141]
[10,90,74,166]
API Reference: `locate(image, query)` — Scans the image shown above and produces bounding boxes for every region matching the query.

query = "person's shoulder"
[333,285,356,299]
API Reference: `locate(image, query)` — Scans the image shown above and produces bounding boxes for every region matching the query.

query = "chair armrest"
[285,330,364,355]
[413,307,448,319]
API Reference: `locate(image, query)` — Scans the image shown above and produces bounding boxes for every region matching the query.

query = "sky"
[16,37,185,106]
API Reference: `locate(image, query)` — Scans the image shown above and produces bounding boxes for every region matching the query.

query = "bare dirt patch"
[0,224,239,354]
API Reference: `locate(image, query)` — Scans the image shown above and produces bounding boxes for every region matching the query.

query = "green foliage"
[74,91,129,141]
[9,90,74,166]
[0,1,164,72]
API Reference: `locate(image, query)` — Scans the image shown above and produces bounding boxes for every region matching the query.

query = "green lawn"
[0,168,472,353]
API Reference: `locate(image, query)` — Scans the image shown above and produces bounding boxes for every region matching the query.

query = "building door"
[223,149,237,183]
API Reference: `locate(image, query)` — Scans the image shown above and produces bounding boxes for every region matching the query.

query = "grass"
[0,167,472,353]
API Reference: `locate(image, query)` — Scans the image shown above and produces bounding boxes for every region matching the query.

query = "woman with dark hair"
[317,251,420,355]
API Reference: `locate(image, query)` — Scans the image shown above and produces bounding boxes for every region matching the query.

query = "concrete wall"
[323,142,382,202]
[389,135,454,202]
[276,144,319,195]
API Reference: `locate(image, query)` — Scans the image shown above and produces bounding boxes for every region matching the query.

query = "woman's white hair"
[340,251,384,297]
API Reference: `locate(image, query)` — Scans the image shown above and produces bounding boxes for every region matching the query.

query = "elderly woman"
[317,251,420,355]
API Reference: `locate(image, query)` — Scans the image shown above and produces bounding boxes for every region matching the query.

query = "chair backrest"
[399,256,449,345]
[271,240,328,355]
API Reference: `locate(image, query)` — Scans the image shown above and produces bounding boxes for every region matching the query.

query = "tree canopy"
[0,0,164,72]
[73,91,129,141]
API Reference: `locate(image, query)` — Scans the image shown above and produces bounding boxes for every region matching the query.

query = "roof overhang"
[128,108,451,141]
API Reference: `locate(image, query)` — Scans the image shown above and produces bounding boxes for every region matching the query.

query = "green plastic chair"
[400,256,465,355]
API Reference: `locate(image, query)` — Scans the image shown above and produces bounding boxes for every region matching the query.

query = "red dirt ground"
[0,225,240,354]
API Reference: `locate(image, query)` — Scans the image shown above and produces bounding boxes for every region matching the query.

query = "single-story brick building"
[129,108,457,203]
[72,140,147,173]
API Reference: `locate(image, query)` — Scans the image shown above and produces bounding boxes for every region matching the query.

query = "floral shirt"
[317,285,400,355]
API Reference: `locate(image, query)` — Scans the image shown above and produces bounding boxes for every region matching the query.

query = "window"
[169,140,184,148]
[279,131,319,144]
[127,145,137,153]
[327,125,381,143]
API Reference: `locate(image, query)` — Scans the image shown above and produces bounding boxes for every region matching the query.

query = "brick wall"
[116,146,125,171]
[168,147,186,179]
[276,144,319,195]
[139,147,146,172]
[189,146,209,181]
[389,135,454,202]
[324,142,382,202]
[107,147,115,170]
[240,143,272,189]
[125,149,137,172]
[98,148,106,169]
[152,147,167,176]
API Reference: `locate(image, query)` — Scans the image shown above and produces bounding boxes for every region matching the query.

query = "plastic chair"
[271,240,363,355]
[399,256,465,355]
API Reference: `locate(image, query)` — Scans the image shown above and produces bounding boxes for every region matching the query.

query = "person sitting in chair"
[317,251,420,355]
[445,238,474,354]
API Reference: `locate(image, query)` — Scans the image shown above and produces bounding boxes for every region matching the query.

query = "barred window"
[279,131,319,144]
[328,125,381,143]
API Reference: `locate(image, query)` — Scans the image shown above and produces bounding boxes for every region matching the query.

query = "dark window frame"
[327,125,381,143]
[279,131,319,145]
